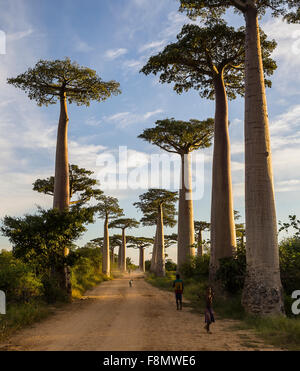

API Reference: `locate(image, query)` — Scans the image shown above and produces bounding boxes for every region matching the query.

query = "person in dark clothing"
[172,274,184,310]
[204,286,215,334]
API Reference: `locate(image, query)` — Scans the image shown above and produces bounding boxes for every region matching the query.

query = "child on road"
[172,274,184,310]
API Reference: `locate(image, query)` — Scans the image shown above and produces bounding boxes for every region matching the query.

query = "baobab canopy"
[179,0,300,21]
[141,22,277,100]
[7,57,121,106]
[138,118,214,154]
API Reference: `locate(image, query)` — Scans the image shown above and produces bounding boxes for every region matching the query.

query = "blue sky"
[0,0,300,264]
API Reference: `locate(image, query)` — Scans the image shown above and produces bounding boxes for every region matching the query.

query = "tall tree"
[178,0,298,314]
[194,221,210,257]
[127,236,153,272]
[134,189,178,277]
[93,195,123,277]
[138,119,213,270]
[92,234,123,268]
[33,164,103,206]
[108,218,139,272]
[8,58,120,212]
[234,210,246,249]
[8,59,120,296]
[141,21,276,281]
[139,210,177,273]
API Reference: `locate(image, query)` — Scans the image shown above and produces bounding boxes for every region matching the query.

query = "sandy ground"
[1,273,282,351]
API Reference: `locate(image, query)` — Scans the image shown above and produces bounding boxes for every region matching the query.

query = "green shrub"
[0,250,43,302]
[180,254,210,279]
[216,247,246,294]
[165,259,177,271]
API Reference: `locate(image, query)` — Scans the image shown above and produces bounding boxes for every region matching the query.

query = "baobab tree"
[139,119,213,270]
[33,164,103,206]
[8,58,120,212]
[178,0,298,314]
[8,59,120,295]
[134,189,178,277]
[141,21,276,281]
[194,221,210,257]
[140,212,176,273]
[92,234,123,268]
[94,195,123,277]
[108,218,139,272]
[127,236,153,272]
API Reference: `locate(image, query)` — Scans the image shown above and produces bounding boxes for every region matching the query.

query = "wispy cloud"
[105,48,128,60]
[102,109,164,128]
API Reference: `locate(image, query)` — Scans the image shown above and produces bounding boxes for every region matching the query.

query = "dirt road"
[2,273,280,351]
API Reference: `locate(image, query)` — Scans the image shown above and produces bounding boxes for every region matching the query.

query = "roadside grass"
[0,300,54,342]
[0,270,119,342]
[145,272,300,351]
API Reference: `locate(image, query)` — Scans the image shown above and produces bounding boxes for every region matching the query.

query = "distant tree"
[194,221,210,257]
[139,118,213,269]
[234,210,245,249]
[33,164,103,206]
[127,236,153,272]
[8,58,120,212]
[134,189,178,277]
[108,218,139,272]
[139,207,177,274]
[93,195,123,276]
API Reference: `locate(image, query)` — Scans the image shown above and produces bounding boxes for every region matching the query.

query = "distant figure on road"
[202,286,215,334]
[129,279,133,287]
[172,274,184,310]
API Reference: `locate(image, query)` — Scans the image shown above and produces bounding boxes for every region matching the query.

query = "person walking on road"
[172,274,184,310]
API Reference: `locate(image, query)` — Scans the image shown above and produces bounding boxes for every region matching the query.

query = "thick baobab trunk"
[177,152,195,270]
[53,92,70,211]
[209,73,236,280]
[241,7,284,315]
[53,93,71,297]
[155,204,165,277]
[102,217,110,276]
[197,229,203,257]
[139,247,145,272]
[121,228,127,272]
[150,228,158,273]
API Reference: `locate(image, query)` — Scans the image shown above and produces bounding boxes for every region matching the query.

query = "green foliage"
[279,237,300,297]
[178,0,300,21]
[7,57,121,106]
[138,118,214,154]
[141,22,277,99]
[145,260,151,271]
[180,254,210,279]
[108,217,140,231]
[165,259,177,271]
[1,207,94,276]
[0,301,52,342]
[0,250,43,303]
[94,194,124,220]
[216,247,247,294]
[33,164,103,206]
[134,188,178,228]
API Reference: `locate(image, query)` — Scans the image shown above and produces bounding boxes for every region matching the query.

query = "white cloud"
[103,109,164,128]
[105,48,128,60]
[139,40,167,53]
